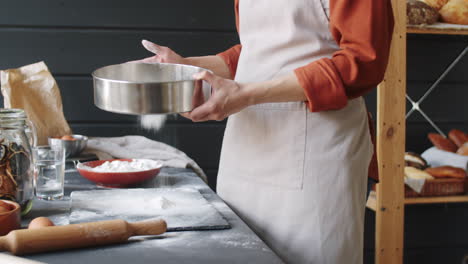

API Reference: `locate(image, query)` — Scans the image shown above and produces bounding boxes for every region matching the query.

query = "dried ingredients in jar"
[0,139,30,202]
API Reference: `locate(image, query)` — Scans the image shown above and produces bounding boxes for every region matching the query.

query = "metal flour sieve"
[92,63,211,114]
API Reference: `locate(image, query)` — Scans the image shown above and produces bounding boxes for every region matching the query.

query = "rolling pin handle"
[0,236,11,252]
[128,219,167,236]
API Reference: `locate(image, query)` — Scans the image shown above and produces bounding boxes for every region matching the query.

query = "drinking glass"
[32,146,65,200]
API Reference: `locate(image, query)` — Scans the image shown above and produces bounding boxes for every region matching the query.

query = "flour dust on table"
[69,188,230,231]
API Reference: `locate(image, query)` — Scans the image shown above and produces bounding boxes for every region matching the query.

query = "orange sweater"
[217,0,394,180]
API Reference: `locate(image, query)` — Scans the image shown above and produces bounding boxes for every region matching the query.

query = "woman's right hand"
[131,39,185,64]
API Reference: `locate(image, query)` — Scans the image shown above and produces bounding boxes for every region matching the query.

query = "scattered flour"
[69,188,229,231]
[155,196,176,210]
[78,159,162,173]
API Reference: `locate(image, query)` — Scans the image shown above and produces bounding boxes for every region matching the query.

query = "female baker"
[136,0,394,263]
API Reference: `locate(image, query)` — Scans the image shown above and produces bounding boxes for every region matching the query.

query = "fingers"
[190,102,226,122]
[125,59,142,63]
[189,71,226,122]
[179,112,192,120]
[126,56,160,64]
[140,56,161,63]
[193,71,216,84]
[142,39,162,55]
[179,111,210,122]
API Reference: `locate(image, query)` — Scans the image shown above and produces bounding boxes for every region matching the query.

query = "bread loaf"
[405,152,428,169]
[425,166,467,179]
[420,0,449,10]
[407,0,440,25]
[448,129,468,147]
[439,0,468,25]
[428,133,458,152]
[405,166,434,180]
[457,142,468,156]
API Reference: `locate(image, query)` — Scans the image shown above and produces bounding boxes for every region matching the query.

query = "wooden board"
[375,0,406,263]
[69,188,231,231]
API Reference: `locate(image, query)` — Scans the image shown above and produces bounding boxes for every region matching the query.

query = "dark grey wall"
[1,1,467,263]
[0,0,238,189]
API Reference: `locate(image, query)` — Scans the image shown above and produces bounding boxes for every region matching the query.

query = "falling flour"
[140,114,167,131]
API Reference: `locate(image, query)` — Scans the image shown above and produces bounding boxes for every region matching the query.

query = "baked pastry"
[457,142,468,156]
[420,0,449,10]
[428,133,458,152]
[439,0,468,25]
[405,152,428,169]
[448,129,468,147]
[425,166,467,179]
[405,166,434,180]
[407,0,440,25]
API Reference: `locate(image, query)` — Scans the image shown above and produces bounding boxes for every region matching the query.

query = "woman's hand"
[182,71,253,122]
[131,39,186,64]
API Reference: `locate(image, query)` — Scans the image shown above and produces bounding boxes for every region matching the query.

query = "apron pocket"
[219,102,307,190]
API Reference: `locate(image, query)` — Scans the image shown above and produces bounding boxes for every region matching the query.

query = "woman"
[137,0,393,263]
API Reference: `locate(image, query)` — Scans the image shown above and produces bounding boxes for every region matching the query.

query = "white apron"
[217,0,374,263]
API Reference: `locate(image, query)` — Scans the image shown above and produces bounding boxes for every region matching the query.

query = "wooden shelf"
[407,25,468,36]
[367,191,468,211]
[405,195,468,204]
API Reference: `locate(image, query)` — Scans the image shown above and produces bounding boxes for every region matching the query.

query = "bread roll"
[457,142,468,156]
[428,133,458,152]
[407,0,440,25]
[420,0,449,10]
[405,166,434,180]
[425,166,467,179]
[439,0,468,25]
[448,129,468,147]
[405,152,428,169]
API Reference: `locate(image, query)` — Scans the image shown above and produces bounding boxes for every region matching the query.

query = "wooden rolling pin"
[0,219,166,255]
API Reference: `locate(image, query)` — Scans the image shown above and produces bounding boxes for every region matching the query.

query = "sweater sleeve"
[217,44,242,79]
[216,0,242,79]
[294,0,394,112]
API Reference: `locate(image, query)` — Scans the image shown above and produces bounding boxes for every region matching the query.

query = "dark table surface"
[14,165,284,264]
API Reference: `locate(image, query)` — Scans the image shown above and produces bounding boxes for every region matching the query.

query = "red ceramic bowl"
[76,159,163,188]
[0,200,21,236]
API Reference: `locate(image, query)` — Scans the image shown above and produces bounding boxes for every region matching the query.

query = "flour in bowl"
[78,159,163,173]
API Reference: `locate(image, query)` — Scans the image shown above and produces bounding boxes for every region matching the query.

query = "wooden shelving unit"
[404,195,468,204]
[367,191,468,210]
[407,25,468,36]
[372,3,468,264]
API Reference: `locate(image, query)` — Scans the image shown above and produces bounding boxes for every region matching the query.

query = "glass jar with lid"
[0,108,35,213]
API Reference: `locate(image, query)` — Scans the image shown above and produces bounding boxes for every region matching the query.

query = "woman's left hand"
[182,71,252,122]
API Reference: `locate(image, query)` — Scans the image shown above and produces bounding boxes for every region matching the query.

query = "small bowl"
[48,134,88,158]
[0,200,21,236]
[76,159,163,188]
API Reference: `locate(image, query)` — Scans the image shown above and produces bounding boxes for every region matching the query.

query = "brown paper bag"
[0,61,72,145]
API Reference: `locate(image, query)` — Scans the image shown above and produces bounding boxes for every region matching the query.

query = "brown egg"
[28,217,55,229]
[0,200,11,214]
[61,135,76,141]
